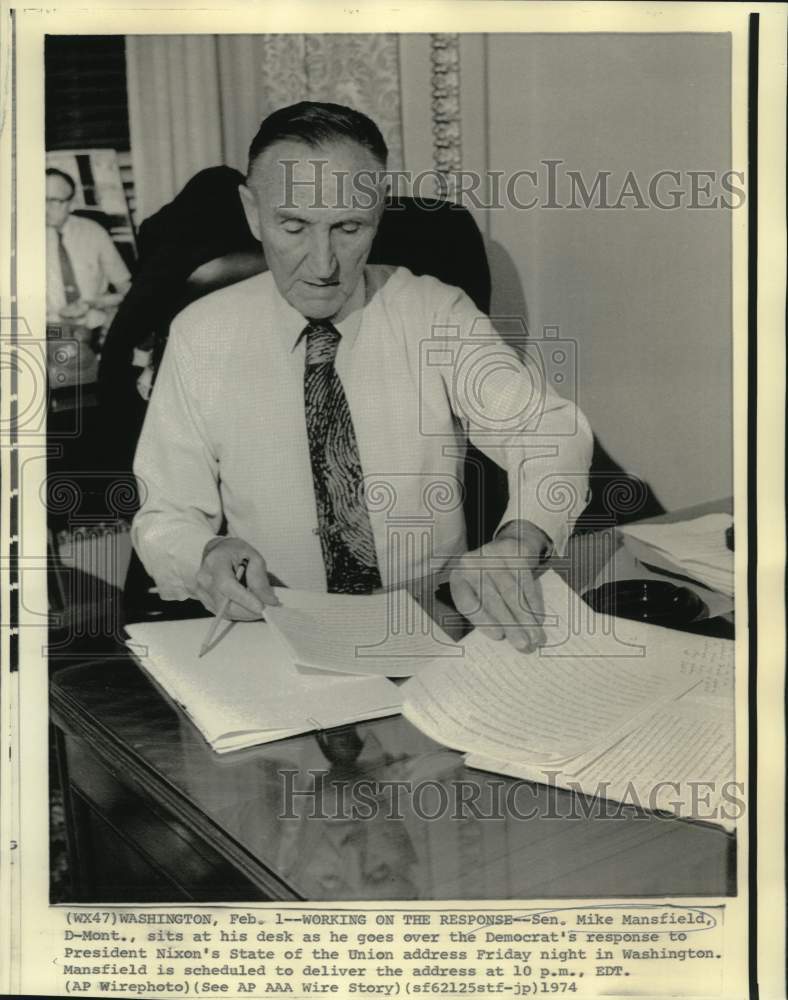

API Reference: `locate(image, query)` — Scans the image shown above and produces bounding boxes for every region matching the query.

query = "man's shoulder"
[367,264,465,304]
[67,213,112,242]
[367,264,477,318]
[170,270,273,342]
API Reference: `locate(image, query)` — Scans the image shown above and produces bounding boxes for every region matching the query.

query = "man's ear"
[238,183,262,242]
[376,179,391,224]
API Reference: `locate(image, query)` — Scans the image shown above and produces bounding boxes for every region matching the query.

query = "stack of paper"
[401,571,736,829]
[124,586,452,752]
[620,512,735,597]
[265,586,460,677]
[124,617,402,753]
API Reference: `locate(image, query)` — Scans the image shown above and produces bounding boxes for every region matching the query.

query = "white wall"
[486,34,732,510]
[401,33,734,511]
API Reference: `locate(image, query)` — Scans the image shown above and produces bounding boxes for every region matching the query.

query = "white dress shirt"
[46,214,131,320]
[132,265,593,599]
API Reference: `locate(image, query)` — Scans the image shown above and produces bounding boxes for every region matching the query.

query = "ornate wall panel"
[259,34,404,170]
[430,33,463,189]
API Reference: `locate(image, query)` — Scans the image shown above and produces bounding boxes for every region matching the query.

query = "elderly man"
[132,102,593,652]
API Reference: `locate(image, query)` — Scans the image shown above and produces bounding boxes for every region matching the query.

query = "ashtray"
[582,579,709,626]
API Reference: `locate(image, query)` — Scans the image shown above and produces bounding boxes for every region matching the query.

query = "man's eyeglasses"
[46,196,72,204]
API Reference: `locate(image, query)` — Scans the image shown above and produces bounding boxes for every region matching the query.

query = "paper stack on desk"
[619,512,735,597]
[124,616,402,753]
[125,586,455,752]
[401,571,736,830]
[265,585,459,677]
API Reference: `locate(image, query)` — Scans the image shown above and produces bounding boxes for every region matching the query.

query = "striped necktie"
[57,230,81,305]
[303,319,382,594]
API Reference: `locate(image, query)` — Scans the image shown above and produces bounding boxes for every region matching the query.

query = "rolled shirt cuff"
[497,485,590,560]
[131,518,220,602]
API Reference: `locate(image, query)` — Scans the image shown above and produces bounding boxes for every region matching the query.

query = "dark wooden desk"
[51,500,736,903]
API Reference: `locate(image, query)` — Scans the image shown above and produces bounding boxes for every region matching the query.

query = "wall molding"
[430,33,462,194]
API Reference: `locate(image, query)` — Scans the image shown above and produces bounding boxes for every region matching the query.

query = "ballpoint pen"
[198,557,250,658]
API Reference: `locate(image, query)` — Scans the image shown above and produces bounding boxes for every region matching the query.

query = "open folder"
[124,617,402,753]
[123,585,450,752]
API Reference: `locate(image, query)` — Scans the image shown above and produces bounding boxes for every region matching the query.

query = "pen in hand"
[198,557,250,658]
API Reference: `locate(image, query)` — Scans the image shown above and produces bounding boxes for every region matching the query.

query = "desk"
[51,501,736,902]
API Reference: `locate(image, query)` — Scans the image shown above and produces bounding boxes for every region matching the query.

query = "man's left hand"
[449,520,550,654]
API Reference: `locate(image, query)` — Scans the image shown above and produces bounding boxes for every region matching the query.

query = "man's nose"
[308,231,337,279]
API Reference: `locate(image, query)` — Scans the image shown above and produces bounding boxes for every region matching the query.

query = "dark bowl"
[582,579,708,626]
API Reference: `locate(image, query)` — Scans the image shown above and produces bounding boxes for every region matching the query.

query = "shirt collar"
[272,272,366,354]
[49,217,72,241]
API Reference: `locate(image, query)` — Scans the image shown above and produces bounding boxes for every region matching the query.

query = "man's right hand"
[196,538,280,620]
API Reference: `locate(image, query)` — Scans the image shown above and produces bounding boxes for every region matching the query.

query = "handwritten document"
[402,625,699,764]
[401,572,710,764]
[401,571,736,827]
[468,697,735,830]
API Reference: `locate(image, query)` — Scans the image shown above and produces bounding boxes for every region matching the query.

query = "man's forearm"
[131,321,224,600]
[131,508,219,601]
[495,404,594,558]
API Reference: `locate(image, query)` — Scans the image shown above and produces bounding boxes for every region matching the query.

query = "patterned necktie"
[57,230,81,304]
[303,319,382,594]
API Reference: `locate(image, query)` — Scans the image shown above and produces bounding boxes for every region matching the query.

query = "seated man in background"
[132,101,593,653]
[46,167,131,386]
